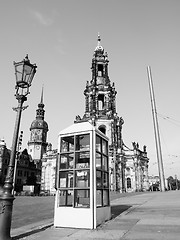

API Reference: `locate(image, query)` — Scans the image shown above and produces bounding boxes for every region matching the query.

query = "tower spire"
[36,87,45,120]
[95,33,104,52]
[28,85,48,161]
[40,85,44,104]
[97,33,101,47]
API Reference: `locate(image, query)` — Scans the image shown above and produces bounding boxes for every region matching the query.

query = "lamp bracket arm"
[12,105,29,112]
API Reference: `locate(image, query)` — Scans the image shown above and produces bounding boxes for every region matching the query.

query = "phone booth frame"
[54,122,111,229]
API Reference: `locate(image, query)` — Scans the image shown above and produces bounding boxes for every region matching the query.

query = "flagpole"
[147,66,166,191]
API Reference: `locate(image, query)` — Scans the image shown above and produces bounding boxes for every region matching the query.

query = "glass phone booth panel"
[54,122,111,229]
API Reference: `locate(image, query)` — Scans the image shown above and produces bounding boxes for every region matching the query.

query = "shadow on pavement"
[111,204,131,219]
[12,224,53,240]
[12,204,132,239]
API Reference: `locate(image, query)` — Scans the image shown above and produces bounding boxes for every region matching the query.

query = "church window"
[98,125,106,135]
[127,177,131,189]
[98,64,103,76]
[98,94,104,110]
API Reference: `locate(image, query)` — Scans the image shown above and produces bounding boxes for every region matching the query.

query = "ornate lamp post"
[0,55,37,240]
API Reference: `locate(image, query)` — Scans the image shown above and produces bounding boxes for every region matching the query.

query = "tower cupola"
[77,34,117,122]
[28,87,48,161]
[30,88,48,132]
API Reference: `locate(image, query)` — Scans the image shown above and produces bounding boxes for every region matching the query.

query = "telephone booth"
[54,121,111,229]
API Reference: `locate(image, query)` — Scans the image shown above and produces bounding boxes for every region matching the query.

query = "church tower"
[28,88,48,163]
[75,35,124,147]
[75,35,125,191]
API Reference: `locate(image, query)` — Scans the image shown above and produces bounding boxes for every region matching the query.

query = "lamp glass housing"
[14,55,37,95]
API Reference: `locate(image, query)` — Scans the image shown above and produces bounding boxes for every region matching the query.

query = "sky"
[0,0,180,179]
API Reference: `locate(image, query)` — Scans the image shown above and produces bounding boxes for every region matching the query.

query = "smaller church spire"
[36,87,45,120]
[38,86,44,108]
[40,85,44,104]
[28,85,48,162]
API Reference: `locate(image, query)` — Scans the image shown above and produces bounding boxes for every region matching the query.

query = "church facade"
[40,143,57,195]
[74,35,149,192]
[29,36,149,194]
[74,35,125,191]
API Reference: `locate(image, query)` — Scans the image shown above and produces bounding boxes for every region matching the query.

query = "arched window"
[127,177,131,189]
[98,64,103,76]
[98,94,104,110]
[98,125,106,135]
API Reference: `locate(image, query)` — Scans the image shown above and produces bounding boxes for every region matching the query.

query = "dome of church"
[30,119,48,131]
[29,88,49,132]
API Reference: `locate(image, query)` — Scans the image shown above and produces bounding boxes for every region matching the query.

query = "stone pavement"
[12,190,180,240]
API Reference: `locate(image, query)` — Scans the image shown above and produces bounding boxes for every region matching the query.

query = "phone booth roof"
[58,121,108,141]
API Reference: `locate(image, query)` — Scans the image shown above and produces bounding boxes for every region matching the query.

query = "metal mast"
[147,66,166,192]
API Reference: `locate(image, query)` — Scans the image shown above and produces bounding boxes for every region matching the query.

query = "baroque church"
[40,35,149,194]
[74,35,149,192]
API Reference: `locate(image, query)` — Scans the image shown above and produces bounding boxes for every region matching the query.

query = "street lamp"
[0,55,37,240]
